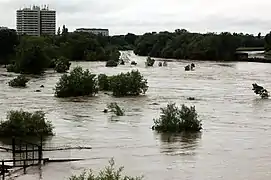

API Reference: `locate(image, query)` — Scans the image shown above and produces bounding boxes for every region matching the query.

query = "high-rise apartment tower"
[16,5,56,36]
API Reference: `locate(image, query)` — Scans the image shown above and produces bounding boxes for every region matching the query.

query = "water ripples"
[2,52,271,180]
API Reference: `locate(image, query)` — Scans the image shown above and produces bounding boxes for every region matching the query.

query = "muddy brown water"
[1,51,271,180]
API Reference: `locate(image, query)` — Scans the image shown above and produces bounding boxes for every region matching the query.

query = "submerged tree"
[53,56,71,73]
[152,103,202,132]
[15,46,50,74]
[106,60,118,67]
[107,102,125,116]
[145,56,155,67]
[8,75,29,87]
[0,110,53,137]
[110,70,148,97]
[98,74,111,91]
[55,66,98,98]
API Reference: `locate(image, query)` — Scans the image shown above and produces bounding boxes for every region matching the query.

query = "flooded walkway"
[1,51,271,180]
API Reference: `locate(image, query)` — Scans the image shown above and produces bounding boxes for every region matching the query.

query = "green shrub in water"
[55,66,98,98]
[69,158,143,180]
[145,56,155,66]
[98,74,112,91]
[107,102,124,116]
[6,64,20,73]
[8,75,29,87]
[106,60,118,67]
[0,110,53,137]
[54,56,71,73]
[110,70,148,97]
[152,103,202,132]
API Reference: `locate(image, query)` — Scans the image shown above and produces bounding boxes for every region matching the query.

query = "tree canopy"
[134,29,265,61]
[0,28,136,74]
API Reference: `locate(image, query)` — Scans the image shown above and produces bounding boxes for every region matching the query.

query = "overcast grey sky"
[0,0,270,35]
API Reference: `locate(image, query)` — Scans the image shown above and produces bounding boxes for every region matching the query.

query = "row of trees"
[0,27,136,74]
[2,27,271,71]
[55,67,148,98]
[264,31,271,51]
[134,29,266,61]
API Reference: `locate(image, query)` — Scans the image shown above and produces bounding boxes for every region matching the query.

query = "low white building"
[75,28,109,36]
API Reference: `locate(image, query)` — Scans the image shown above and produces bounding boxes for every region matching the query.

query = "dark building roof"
[76,28,108,31]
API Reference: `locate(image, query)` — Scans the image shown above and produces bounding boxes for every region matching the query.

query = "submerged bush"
[55,66,98,98]
[69,158,143,180]
[110,70,148,97]
[145,56,155,67]
[15,46,50,74]
[106,60,118,67]
[8,75,29,87]
[6,64,20,73]
[107,102,124,116]
[98,74,111,91]
[54,56,71,73]
[0,110,53,137]
[152,103,202,132]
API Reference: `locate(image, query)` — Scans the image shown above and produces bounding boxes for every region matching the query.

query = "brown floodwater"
[1,51,271,180]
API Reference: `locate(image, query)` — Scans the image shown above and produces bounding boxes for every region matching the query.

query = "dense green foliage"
[53,56,71,73]
[134,29,264,61]
[106,60,118,67]
[16,46,50,74]
[55,67,98,98]
[0,29,19,65]
[69,158,143,180]
[110,70,148,97]
[145,57,155,66]
[98,74,111,91]
[0,28,136,74]
[265,32,271,51]
[0,110,53,137]
[152,103,202,132]
[110,33,137,50]
[97,71,148,97]
[8,75,29,87]
[107,103,125,116]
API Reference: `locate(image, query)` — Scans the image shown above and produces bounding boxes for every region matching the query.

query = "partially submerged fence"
[0,137,45,180]
[0,137,92,179]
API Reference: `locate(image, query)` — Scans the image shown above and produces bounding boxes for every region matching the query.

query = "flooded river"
[1,51,271,180]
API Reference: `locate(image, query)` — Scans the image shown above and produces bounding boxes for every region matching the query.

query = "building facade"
[16,5,56,36]
[75,28,109,36]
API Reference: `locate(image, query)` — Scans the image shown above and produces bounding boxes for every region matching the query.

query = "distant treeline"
[134,29,266,61]
[0,26,137,66]
[1,27,271,68]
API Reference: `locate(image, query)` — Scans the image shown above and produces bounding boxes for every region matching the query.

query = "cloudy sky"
[0,0,270,35]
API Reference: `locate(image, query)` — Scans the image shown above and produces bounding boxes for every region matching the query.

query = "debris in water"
[252,83,269,99]
[187,97,196,100]
[131,61,137,65]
